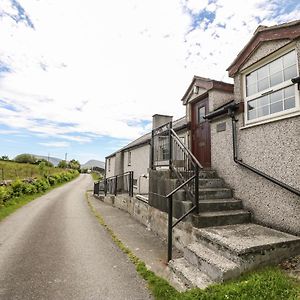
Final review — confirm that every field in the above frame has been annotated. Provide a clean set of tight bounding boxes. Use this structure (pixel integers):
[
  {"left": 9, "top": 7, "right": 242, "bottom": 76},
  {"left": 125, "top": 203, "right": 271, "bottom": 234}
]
[{"left": 0, "top": 160, "right": 64, "bottom": 181}]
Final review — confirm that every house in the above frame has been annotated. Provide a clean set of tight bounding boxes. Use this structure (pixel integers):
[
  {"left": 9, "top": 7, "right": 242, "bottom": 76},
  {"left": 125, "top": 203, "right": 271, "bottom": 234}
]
[
  {"left": 101, "top": 20, "right": 300, "bottom": 290},
  {"left": 105, "top": 115, "right": 188, "bottom": 194}
]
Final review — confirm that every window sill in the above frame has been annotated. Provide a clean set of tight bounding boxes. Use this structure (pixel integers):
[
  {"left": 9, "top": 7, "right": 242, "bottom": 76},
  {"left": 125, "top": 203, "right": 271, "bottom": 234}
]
[{"left": 240, "top": 110, "right": 300, "bottom": 130}]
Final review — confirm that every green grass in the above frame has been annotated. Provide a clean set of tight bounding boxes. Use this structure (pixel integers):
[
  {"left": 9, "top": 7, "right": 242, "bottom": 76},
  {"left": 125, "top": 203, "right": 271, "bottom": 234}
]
[
  {"left": 0, "top": 175, "right": 78, "bottom": 222},
  {"left": 0, "top": 160, "right": 64, "bottom": 180},
  {"left": 90, "top": 172, "right": 103, "bottom": 181},
  {"left": 87, "top": 194, "right": 300, "bottom": 300}
]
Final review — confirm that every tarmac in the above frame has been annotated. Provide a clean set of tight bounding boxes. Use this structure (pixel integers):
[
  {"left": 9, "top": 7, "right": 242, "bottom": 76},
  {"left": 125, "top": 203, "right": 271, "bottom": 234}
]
[{"left": 89, "top": 192, "right": 182, "bottom": 282}]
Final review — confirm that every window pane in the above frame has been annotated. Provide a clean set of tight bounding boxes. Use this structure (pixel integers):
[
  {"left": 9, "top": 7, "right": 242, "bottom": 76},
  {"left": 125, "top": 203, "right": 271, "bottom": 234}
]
[
  {"left": 246, "top": 72, "right": 257, "bottom": 85},
  {"left": 270, "top": 71, "right": 283, "bottom": 86},
  {"left": 248, "top": 109, "right": 256, "bottom": 120},
  {"left": 248, "top": 99, "right": 257, "bottom": 110},
  {"left": 270, "top": 90, "right": 282, "bottom": 103},
  {"left": 269, "top": 58, "right": 282, "bottom": 75},
  {"left": 284, "top": 85, "right": 294, "bottom": 98},
  {"left": 270, "top": 101, "right": 283, "bottom": 114},
  {"left": 258, "top": 78, "right": 269, "bottom": 92},
  {"left": 198, "top": 106, "right": 206, "bottom": 123},
  {"left": 284, "top": 97, "right": 295, "bottom": 110},
  {"left": 283, "top": 51, "right": 296, "bottom": 68},
  {"left": 247, "top": 83, "right": 257, "bottom": 96},
  {"left": 257, "top": 105, "right": 270, "bottom": 117},
  {"left": 257, "top": 95, "right": 269, "bottom": 107},
  {"left": 257, "top": 65, "right": 269, "bottom": 80},
  {"left": 283, "top": 65, "right": 297, "bottom": 81}
]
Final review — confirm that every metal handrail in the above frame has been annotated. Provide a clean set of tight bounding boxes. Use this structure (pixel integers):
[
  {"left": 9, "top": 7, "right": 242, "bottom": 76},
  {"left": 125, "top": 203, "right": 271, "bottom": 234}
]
[
  {"left": 170, "top": 128, "right": 203, "bottom": 169},
  {"left": 104, "top": 171, "right": 134, "bottom": 197}
]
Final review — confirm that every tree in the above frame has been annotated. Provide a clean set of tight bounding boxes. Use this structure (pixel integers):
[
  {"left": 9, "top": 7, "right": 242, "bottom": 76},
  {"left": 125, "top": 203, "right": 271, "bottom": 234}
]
[
  {"left": 58, "top": 160, "right": 68, "bottom": 168},
  {"left": 0, "top": 155, "right": 9, "bottom": 160},
  {"left": 68, "top": 159, "right": 81, "bottom": 171},
  {"left": 14, "top": 154, "right": 37, "bottom": 164},
  {"left": 36, "top": 159, "right": 53, "bottom": 167}
]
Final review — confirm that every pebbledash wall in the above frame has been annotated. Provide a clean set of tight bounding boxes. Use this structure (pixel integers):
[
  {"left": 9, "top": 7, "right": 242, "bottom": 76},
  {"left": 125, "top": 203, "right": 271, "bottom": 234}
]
[{"left": 210, "top": 39, "right": 300, "bottom": 236}]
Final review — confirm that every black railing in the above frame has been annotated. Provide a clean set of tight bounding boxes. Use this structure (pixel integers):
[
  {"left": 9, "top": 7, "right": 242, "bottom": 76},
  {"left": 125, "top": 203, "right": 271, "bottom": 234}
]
[
  {"left": 104, "top": 171, "right": 134, "bottom": 197},
  {"left": 151, "top": 122, "right": 203, "bottom": 261},
  {"left": 93, "top": 180, "right": 105, "bottom": 195}
]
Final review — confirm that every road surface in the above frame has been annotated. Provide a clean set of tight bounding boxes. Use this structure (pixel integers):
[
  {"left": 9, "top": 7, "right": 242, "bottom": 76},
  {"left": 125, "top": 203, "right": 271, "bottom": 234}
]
[{"left": 0, "top": 174, "right": 151, "bottom": 300}]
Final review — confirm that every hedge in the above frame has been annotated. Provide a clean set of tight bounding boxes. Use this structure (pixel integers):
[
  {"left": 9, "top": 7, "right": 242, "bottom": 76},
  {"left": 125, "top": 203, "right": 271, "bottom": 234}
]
[{"left": 0, "top": 170, "right": 79, "bottom": 206}]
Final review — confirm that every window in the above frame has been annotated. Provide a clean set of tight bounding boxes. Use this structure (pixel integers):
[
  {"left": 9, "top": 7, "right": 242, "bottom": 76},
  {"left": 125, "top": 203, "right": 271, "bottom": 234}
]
[
  {"left": 245, "top": 49, "right": 299, "bottom": 124},
  {"left": 198, "top": 106, "right": 206, "bottom": 123},
  {"left": 128, "top": 151, "right": 131, "bottom": 166},
  {"left": 108, "top": 158, "right": 111, "bottom": 172}
]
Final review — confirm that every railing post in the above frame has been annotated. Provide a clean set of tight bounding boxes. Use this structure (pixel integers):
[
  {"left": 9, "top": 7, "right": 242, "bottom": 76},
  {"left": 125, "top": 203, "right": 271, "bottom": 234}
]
[
  {"left": 168, "top": 122, "right": 173, "bottom": 167},
  {"left": 150, "top": 130, "right": 154, "bottom": 169},
  {"left": 130, "top": 171, "right": 134, "bottom": 197},
  {"left": 104, "top": 179, "right": 107, "bottom": 196},
  {"left": 167, "top": 195, "right": 173, "bottom": 262},
  {"left": 195, "top": 164, "right": 199, "bottom": 214},
  {"left": 114, "top": 176, "right": 117, "bottom": 196}
]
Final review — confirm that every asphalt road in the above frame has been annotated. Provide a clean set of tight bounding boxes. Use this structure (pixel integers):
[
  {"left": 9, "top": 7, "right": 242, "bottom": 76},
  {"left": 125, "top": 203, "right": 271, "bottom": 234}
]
[{"left": 0, "top": 174, "right": 151, "bottom": 300}]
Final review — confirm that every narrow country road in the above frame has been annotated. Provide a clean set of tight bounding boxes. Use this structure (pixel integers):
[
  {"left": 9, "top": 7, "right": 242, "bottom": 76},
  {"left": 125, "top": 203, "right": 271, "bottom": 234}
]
[{"left": 0, "top": 174, "right": 151, "bottom": 300}]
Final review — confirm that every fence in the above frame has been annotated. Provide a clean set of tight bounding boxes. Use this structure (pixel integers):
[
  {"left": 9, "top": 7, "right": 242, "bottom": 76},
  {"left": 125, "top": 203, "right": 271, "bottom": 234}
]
[{"left": 93, "top": 171, "right": 134, "bottom": 197}]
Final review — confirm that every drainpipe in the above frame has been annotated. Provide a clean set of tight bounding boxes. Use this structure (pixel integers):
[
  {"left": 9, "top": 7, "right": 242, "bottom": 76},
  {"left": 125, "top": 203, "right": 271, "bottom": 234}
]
[{"left": 228, "top": 108, "right": 300, "bottom": 197}]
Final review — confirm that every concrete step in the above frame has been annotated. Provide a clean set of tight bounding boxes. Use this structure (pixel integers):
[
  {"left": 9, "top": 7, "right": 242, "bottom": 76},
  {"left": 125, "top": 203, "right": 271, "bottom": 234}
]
[
  {"left": 192, "top": 210, "right": 251, "bottom": 228},
  {"left": 198, "top": 170, "right": 218, "bottom": 179},
  {"left": 198, "top": 178, "right": 224, "bottom": 188},
  {"left": 198, "top": 188, "right": 232, "bottom": 200},
  {"left": 193, "top": 223, "right": 300, "bottom": 268},
  {"left": 173, "top": 189, "right": 186, "bottom": 201},
  {"left": 199, "top": 199, "right": 243, "bottom": 212},
  {"left": 184, "top": 242, "right": 241, "bottom": 282},
  {"left": 168, "top": 257, "right": 214, "bottom": 289}
]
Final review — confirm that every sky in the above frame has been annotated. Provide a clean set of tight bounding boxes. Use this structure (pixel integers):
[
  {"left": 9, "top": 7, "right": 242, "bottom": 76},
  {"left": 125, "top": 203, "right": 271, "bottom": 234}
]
[{"left": 0, "top": 0, "right": 299, "bottom": 163}]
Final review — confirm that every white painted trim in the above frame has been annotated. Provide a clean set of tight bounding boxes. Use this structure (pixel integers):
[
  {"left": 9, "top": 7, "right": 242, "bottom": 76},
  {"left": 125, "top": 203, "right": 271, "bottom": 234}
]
[
  {"left": 240, "top": 110, "right": 300, "bottom": 130},
  {"left": 242, "top": 45, "right": 300, "bottom": 126}
]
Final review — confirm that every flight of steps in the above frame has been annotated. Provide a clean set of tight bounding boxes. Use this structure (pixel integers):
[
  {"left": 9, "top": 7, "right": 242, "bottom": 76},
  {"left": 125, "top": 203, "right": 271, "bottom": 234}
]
[{"left": 169, "top": 169, "right": 300, "bottom": 290}]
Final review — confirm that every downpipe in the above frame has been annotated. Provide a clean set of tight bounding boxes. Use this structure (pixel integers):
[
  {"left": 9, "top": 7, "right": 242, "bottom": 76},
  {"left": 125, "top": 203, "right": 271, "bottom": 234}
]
[{"left": 229, "top": 109, "right": 300, "bottom": 197}]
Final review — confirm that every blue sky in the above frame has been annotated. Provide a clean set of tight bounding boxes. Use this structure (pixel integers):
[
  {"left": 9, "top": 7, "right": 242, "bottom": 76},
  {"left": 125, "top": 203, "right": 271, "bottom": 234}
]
[{"left": 0, "top": 0, "right": 299, "bottom": 163}]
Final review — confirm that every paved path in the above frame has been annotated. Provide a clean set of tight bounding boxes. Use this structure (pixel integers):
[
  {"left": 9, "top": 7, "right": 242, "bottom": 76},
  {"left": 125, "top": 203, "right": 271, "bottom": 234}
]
[{"left": 0, "top": 174, "right": 151, "bottom": 300}]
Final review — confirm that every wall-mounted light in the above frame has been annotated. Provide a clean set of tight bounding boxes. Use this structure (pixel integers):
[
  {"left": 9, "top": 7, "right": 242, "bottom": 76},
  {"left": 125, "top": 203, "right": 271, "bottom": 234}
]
[{"left": 193, "top": 86, "right": 199, "bottom": 94}]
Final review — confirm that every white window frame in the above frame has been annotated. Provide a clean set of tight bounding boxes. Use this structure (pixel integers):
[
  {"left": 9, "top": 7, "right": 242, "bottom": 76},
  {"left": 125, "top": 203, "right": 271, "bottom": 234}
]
[{"left": 243, "top": 45, "right": 300, "bottom": 126}]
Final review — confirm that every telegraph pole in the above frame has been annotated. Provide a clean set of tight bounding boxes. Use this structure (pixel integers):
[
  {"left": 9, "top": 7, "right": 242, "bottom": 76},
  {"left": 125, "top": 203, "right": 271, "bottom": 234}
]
[{"left": 65, "top": 153, "right": 68, "bottom": 162}]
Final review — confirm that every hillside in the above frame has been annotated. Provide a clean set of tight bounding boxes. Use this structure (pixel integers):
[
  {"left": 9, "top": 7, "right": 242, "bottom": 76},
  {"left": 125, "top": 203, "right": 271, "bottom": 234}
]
[
  {"left": 82, "top": 160, "right": 105, "bottom": 169},
  {"left": 0, "top": 160, "right": 64, "bottom": 181},
  {"left": 31, "top": 154, "right": 62, "bottom": 167}
]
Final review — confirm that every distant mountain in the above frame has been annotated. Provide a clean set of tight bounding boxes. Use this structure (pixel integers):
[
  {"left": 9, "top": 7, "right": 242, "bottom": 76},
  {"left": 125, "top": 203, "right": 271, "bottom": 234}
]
[
  {"left": 82, "top": 159, "right": 105, "bottom": 170},
  {"left": 31, "top": 154, "right": 62, "bottom": 167}
]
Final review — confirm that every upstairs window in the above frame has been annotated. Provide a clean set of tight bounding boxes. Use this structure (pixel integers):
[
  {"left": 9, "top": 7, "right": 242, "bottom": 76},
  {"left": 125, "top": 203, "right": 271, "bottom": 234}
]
[
  {"left": 128, "top": 151, "right": 131, "bottom": 166},
  {"left": 245, "top": 49, "right": 299, "bottom": 124}
]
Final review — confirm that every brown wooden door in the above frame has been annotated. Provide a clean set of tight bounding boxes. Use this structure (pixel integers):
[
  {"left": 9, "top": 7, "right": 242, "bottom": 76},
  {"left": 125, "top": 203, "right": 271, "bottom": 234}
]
[{"left": 191, "top": 98, "right": 211, "bottom": 168}]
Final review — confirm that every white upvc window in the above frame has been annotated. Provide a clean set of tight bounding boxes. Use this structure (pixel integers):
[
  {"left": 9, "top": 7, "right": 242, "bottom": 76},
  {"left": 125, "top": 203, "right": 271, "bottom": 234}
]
[
  {"left": 244, "top": 49, "right": 299, "bottom": 125},
  {"left": 128, "top": 151, "right": 131, "bottom": 166}
]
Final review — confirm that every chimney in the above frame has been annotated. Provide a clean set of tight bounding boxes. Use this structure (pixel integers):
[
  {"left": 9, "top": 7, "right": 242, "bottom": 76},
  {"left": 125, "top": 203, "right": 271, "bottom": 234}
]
[{"left": 152, "top": 114, "right": 173, "bottom": 130}]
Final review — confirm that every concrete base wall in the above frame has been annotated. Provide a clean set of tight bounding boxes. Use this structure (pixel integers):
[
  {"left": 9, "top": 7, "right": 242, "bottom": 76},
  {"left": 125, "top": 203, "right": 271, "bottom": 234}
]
[{"left": 95, "top": 194, "right": 197, "bottom": 252}]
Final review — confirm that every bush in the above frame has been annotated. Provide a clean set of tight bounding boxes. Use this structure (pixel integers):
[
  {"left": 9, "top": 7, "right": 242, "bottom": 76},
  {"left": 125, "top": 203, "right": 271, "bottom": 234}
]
[
  {"left": 0, "top": 186, "right": 12, "bottom": 204},
  {"left": 48, "top": 176, "right": 57, "bottom": 186},
  {"left": 11, "top": 179, "right": 27, "bottom": 197}
]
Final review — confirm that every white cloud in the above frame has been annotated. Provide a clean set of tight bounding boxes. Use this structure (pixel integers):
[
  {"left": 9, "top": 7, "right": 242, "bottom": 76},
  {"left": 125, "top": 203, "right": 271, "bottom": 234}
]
[
  {"left": 0, "top": 0, "right": 299, "bottom": 144},
  {"left": 39, "top": 141, "right": 70, "bottom": 148}
]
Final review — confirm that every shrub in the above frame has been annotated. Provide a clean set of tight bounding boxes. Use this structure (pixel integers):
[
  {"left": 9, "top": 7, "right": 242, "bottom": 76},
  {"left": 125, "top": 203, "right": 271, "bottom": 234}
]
[
  {"left": 0, "top": 186, "right": 12, "bottom": 204},
  {"left": 48, "top": 176, "right": 57, "bottom": 186},
  {"left": 11, "top": 179, "right": 27, "bottom": 197},
  {"left": 24, "top": 183, "right": 37, "bottom": 194}
]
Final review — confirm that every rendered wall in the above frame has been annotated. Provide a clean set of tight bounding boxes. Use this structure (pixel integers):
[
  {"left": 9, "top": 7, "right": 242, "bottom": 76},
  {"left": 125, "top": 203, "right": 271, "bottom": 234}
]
[
  {"left": 123, "top": 144, "right": 150, "bottom": 194},
  {"left": 210, "top": 39, "right": 300, "bottom": 235}
]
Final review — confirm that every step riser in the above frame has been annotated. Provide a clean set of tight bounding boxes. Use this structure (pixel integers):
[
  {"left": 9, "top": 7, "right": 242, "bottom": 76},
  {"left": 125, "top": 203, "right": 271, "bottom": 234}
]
[
  {"left": 199, "top": 201, "right": 243, "bottom": 212},
  {"left": 199, "top": 179, "right": 224, "bottom": 188},
  {"left": 198, "top": 171, "right": 218, "bottom": 179},
  {"left": 184, "top": 247, "right": 241, "bottom": 282},
  {"left": 199, "top": 190, "right": 232, "bottom": 199},
  {"left": 193, "top": 232, "right": 300, "bottom": 267},
  {"left": 192, "top": 213, "right": 251, "bottom": 228}
]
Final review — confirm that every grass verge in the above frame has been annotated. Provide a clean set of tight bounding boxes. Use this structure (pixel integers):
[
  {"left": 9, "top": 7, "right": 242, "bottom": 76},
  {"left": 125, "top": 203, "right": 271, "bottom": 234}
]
[
  {"left": 90, "top": 172, "right": 102, "bottom": 181},
  {"left": 86, "top": 194, "right": 300, "bottom": 300},
  {"left": 0, "top": 175, "right": 79, "bottom": 222}
]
